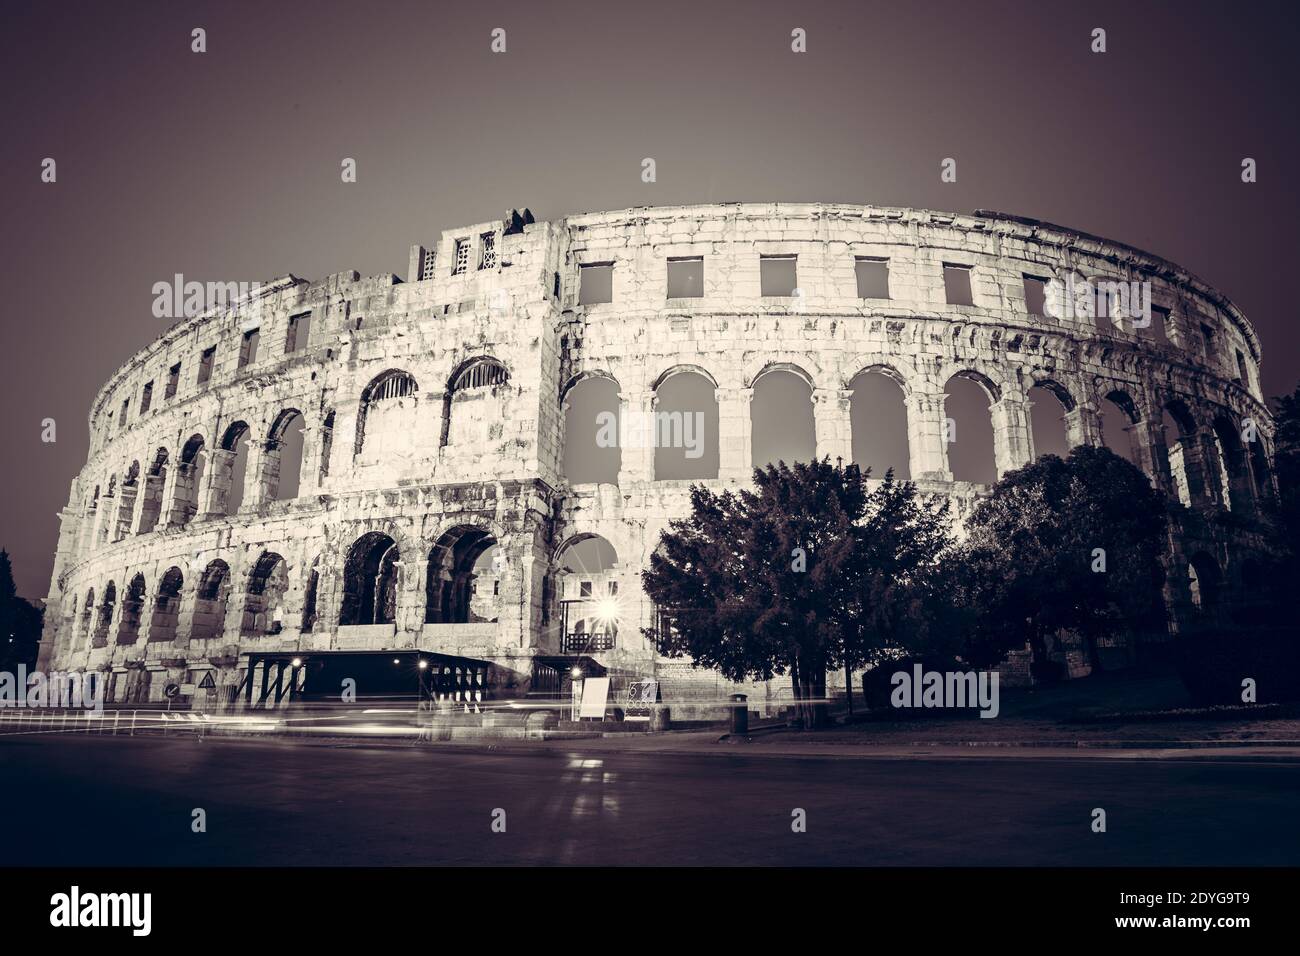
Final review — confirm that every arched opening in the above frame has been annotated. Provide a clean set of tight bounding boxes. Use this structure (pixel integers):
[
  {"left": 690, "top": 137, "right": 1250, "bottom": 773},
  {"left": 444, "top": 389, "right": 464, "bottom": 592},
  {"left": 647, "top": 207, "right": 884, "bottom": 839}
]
[
  {"left": 266, "top": 410, "right": 306, "bottom": 501},
  {"left": 301, "top": 556, "right": 321, "bottom": 632},
  {"left": 563, "top": 374, "right": 621, "bottom": 484},
  {"left": 93, "top": 582, "right": 116, "bottom": 647},
  {"left": 849, "top": 368, "right": 909, "bottom": 479},
  {"left": 114, "top": 461, "right": 140, "bottom": 540},
  {"left": 172, "top": 435, "right": 206, "bottom": 527},
  {"left": 216, "top": 422, "right": 251, "bottom": 515},
  {"left": 943, "top": 373, "right": 996, "bottom": 484},
  {"left": 1212, "top": 415, "right": 1253, "bottom": 513},
  {"left": 192, "top": 560, "right": 232, "bottom": 642},
  {"left": 1099, "top": 391, "right": 1140, "bottom": 466},
  {"left": 341, "top": 532, "right": 399, "bottom": 626},
  {"left": 1162, "top": 401, "right": 1198, "bottom": 507},
  {"left": 751, "top": 367, "right": 816, "bottom": 470},
  {"left": 241, "top": 552, "right": 289, "bottom": 636},
  {"left": 117, "top": 574, "right": 146, "bottom": 645},
  {"left": 1188, "top": 552, "right": 1221, "bottom": 612},
  {"left": 79, "top": 588, "right": 95, "bottom": 650},
  {"left": 442, "top": 358, "right": 510, "bottom": 447},
  {"left": 1028, "top": 383, "right": 1072, "bottom": 460},
  {"left": 355, "top": 370, "right": 418, "bottom": 460},
  {"left": 138, "top": 448, "right": 168, "bottom": 534},
  {"left": 426, "top": 527, "right": 499, "bottom": 624},
  {"left": 653, "top": 369, "right": 719, "bottom": 480},
  {"left": 148, "top": 567, "right": 184, "bottom": 643},
  {"left": 553, "top": 535, "right": 620, "bottom": 654}
]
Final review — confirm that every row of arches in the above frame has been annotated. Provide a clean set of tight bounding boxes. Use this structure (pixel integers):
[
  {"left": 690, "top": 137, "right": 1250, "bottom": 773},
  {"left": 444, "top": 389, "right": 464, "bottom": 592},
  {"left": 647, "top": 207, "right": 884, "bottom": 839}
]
[
  {"left": 353, "top": 357, "right": 512, "bottom": 459},
  {"left": 70, "top": 528, "right": 623, "bottom": 654},
  {"left": 81, "top": 408, "right": 322, "bottom": 553},
  {"left": 560, "top": 364, "right": 1272, "bottom": 503},
  {"left": 81, "top": 357, "right": 515, "bottom": 555},
  {"left": 80, "top": 356, "right": 1272, "bottom": 574}
]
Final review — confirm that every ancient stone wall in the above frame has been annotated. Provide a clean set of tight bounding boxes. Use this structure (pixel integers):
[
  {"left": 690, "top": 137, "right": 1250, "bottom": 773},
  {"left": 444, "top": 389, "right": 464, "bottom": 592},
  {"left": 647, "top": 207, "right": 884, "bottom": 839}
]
[{"left": 39, "top": 203, "right": 1275, "bottom": 703}]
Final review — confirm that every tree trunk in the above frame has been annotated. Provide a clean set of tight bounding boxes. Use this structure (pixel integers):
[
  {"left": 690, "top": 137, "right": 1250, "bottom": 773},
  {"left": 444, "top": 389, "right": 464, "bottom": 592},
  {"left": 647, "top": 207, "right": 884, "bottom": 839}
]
[{"left": 810, "top": 664, "right": 829, "bottom": 729}]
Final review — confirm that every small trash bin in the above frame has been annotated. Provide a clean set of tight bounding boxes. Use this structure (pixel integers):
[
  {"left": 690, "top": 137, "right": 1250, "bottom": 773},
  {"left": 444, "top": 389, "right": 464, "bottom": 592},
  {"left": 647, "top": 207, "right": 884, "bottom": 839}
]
[
  {"left": 650, "top": 705, "right": 671, "bottom": 732},
  {"left": 730, "top": 694, "right": 748, "bottom": 735}
]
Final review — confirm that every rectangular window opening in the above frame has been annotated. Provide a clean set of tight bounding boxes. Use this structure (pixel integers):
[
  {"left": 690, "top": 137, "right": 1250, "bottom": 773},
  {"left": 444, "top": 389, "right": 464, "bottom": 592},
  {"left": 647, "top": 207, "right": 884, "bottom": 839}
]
[
  {"left": 1022, "top": 275, "right": 1048, "bottom": 316},
  {"left": 478, "top": 232, "right": 497, "bottom": 270},
  {"left": 238, "top": 328, "right": 260, "bottom": 368},
  {"left": 856, "top": 257, "right": 891, "bottom": 299},
  {"left": 197, "top": 346, "right": 215, "bottom": 385},
  {"left": 579, "top": 263, "right": 614, "bottom": 305},
  {"left": 165, "top": 362, "right": 180, "bottom": 399},
  {"left": 1201, "top": 323, "right": 1216, "bottom": 361},
  {"left": 452, "top": 238, "right": 471, "bottom": 275},
  {"left": 760, "top": 255, "right": 798, "bottom": 297},
  {"left": 286, "top": 312, "right": 312, "bottom": 353},
  {"left": 140, "top": 381, "right": 153, "bottom": 415},
  {"left": 1148, "top": 305, "right": 1171, "bottom": 344},
  {"left": 943, "top": 264, "right": 974, "bottom": 306},
  {"left": 667, "top": 256, "right": 704, "bottom": 298}
]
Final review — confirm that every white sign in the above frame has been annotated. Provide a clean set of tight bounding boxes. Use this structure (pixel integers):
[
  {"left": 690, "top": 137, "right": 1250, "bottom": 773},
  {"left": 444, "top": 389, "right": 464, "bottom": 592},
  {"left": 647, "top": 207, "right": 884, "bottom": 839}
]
[{"left": 578, "top": 677, "right": 611, "bottom": 719}]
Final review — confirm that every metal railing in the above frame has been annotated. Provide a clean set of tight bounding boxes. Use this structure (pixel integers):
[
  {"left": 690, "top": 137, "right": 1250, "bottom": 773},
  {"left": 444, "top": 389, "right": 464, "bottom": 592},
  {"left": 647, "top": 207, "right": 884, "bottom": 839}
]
[{"left": 0, "top": 708, "right": 251, "bottom": 739}]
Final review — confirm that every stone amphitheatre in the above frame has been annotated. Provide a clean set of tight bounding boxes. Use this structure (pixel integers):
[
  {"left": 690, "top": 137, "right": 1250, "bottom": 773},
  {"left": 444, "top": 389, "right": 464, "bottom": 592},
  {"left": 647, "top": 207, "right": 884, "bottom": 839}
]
[{"left": 37, "top": 203, "right": 1275, "bottom": 710}]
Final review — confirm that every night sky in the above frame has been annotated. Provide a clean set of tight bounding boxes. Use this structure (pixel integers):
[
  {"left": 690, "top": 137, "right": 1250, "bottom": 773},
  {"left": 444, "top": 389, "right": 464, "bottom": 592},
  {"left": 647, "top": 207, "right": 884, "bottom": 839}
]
[{"left": 1, "top": 0, "right": 1297, "bottom": 600}]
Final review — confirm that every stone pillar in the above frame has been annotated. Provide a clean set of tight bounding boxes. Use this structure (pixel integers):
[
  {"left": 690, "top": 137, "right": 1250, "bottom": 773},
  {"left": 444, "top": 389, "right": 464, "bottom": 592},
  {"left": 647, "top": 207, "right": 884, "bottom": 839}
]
[
  {"left": 114, "top": 482, "right": 138, "bottom": 541},
  {"left": 313, "top": 566, "right": 341, "bottom": 636},
  {"left": 1132, "top": 418, "right": 1173, "bottom": 493},
  {"left": 243, "top": 440, "right": 273, "bottom": 510},
  {"left": 299, "top": 424, "right": 325, "bottom": 496},
  {"left": 328, "top": 397, "right": 363, "bottom": 480},
  {"left": 989, "top": 394, "right": 1033, "bottom": 477},
  {"left": 905, "top": 391, "right": 950, "bottom": 481},
  {"left": 77, "top": 504, "right": 97, "bottom": 556},
  {"left": 1193, "top": 429, "right": 1227, "bottom": 509},
  {"left": 173, "top": 585, "right": 198, "bottom": 649},
  {"left": 166, "top": 461, "right": 199, "bottom": 526},
  {"left": 812, "top": 387, "right": 853, "bottom": 466},
  {"left": 222, "top": 580, "right": 248, "bottom": 644},
  {"left": 395, "top": 558, "right": 427, "bottom": 639},
  {"left": 136, "top": 472, "right": 166, "bottom": 533},
  {"left": 129, "top": 475, "right": 149, "bottom": 534},
  {"left": 716, "top": 386, "right": 754, "bottom": 483},
  {"left": 1064, "top": 404, "right": 1103, "bottom": 449},
  {"left": 517, "top": 540, "right": 549, "bottom": 651},
  {"left": 617, "top": 390, "right": 655, "bottom": 486},
  {"left": 203, "top": 449, "right": 236, "bottom": 517},
  {"left": 93, "top": 494, "right": 114, "bottom": 546}
]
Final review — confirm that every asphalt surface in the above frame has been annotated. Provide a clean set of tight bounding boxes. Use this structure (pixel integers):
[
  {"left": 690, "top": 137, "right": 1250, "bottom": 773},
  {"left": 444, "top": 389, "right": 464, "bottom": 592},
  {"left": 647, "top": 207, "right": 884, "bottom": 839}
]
[{"left": 2, "top": 734, "right": 1298, "bottom": 866}]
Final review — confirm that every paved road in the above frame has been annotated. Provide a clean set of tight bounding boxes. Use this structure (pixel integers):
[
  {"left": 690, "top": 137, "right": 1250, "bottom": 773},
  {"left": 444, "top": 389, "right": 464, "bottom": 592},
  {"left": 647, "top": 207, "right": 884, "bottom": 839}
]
[{"left": 2, "top": 735, "right": 1298, "bottom": 866}]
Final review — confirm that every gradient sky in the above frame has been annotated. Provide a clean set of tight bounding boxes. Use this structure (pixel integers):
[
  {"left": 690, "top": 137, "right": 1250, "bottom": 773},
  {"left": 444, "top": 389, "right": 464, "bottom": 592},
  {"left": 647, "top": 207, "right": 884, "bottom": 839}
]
[{"left": 2, "top": 0, "right": 1297, "bottom": 599}]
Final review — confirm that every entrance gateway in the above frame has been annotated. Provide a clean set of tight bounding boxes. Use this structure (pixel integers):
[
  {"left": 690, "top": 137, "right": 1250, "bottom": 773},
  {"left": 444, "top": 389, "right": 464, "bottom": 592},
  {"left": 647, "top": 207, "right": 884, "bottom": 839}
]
[{"left": 238, "top": 649, "right": 491, "bottom": 709}]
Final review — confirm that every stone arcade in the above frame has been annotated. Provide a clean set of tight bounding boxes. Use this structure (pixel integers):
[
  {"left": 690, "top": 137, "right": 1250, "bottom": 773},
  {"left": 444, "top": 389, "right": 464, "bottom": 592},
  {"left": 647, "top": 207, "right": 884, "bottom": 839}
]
[{"left": 38, "top": 203, "right": 1276, "bottom": 708}]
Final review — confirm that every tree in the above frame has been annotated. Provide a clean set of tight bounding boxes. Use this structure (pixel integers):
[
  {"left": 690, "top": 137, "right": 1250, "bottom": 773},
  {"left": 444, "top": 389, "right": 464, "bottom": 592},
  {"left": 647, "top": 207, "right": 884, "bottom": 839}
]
[
  {"left": 956, "top": 446, "right": 1168, "bottom": 676},
  {"left": 1246, "top": 384, "right": 1300, "bottom": 625},
  {"left": 642, "top": 459, "right": 952, "bottom": 728},
  {"left": 0, "top": 550, "right": 43, "bottom": 672}
]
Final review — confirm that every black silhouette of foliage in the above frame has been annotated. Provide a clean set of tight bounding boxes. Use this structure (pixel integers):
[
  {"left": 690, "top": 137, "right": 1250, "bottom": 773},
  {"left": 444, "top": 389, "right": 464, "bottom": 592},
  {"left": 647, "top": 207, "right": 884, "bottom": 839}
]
[
  {"left": 643, "top": 459, "right": 951, "bottom": 728},
  {"left": 955, "top": 446, "right": 1168, "bottom": 674}
]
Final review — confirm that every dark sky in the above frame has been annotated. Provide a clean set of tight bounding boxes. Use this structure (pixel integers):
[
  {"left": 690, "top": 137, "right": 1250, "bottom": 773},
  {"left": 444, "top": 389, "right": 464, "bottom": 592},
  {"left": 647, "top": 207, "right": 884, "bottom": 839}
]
[{"left": 2, "top": 0, "right": 1297, "bottom": 600}]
